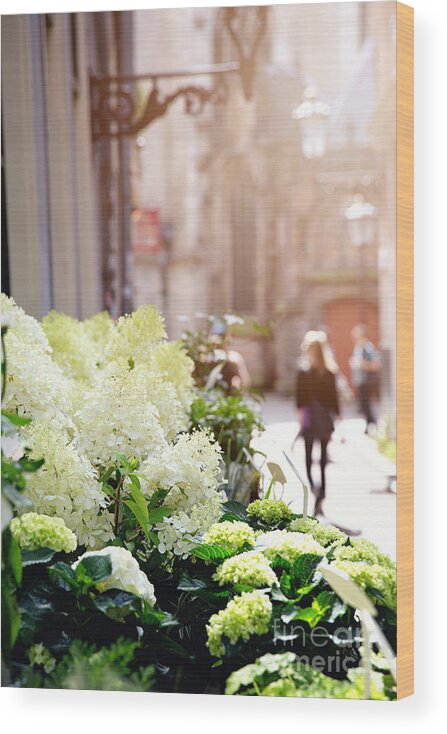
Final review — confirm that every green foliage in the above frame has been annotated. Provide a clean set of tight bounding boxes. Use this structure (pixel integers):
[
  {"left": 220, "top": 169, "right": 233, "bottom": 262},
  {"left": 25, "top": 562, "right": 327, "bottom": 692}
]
[
  {"left": 190, "top": 391, "right": 264, "bottom": 503},
  {"left": 219, "top": 500, "right": 249, "bottom": 522},
  {"left": 190, "top": 391, "right": 263, "bottom": 462},
  {"left": 1, "top": 313, "right": 397, "bottom": 698},
  {"left": 99, "top": 453, "right": 172, "bottom": 549},
  {"left": 225, "top": 652, "right": 390, "bottom": 699},
  {"left": 1, "top": 325, "right": 45, "bottom": 663},
  {"left": 21, "top": 638, "right": 155, "bottom": 691},
  {"left": 189, "top": 543, "right": 236, "bottom": 563}
]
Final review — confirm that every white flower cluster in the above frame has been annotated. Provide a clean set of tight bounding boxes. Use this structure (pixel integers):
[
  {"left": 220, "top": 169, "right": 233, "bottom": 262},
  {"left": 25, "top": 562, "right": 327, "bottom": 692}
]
[
  {"left": 105, "top": 304, "right": 166, "bottom": 367},
  {"left": 22, "top": 423, "right": 114, "bottom": 549},
  {"left": 202, "top": 521, "right": 256, "bottom": 554},
  {"left": 213, "top": 551, "right": 278, "bottom": 589},
  {"left": 1, "top": 295, "right": 74, "bottom": 432},
  {"left": 42, "top": 310, "right": 100, "bottom": 382},
  {"left": 2, "top": 296, "right": 220, "bottom": 554},
  {"left": 289, "top": 517, "right": 347, "bottom": 547},
  {"left": 254, "top": 530, "right": 325, "bottom": 564},
  {"left": 73, "top": 546, "right": 156, "bottom": 606},
  {"left": 156, "top": 493, "right": 226, "bottom": 557},
  {"left": 75, "top": 364, "right": 169, "bottom": 466},
  {"left": 141, "top": 431, "right": 225, "bottom": 556}
]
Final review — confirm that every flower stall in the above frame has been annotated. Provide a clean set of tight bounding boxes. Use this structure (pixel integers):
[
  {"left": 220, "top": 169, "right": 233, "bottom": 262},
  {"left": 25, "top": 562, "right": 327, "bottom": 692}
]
[{"left": 1, "top": 296, "right": 396, "bottom": 698}]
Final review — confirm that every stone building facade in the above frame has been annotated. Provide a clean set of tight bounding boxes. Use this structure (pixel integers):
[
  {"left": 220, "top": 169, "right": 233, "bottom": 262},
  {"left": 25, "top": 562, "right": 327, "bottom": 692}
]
[
  {"left": 2, "top": 4, "right": 396, "bottom": 429},
  {"left": 132, "top": 3, "right": 396, "bottom": 422}
]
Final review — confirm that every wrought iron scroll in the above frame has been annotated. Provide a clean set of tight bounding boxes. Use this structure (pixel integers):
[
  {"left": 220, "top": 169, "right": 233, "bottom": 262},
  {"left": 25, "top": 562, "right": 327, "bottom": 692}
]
[{"left": 90, "top": 64, "right": 237, "bottom": 140}]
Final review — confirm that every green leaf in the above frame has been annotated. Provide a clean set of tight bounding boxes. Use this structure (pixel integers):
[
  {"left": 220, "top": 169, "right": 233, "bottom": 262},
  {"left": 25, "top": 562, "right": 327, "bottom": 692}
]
[
  {"left": 128, "top": 483, "right": 149, "bottom": 520},
  {"left": 93, "top": 590, "right": 141, "bottom": 621},
  {"left": 190, "top": 544, "right": 235, "bottom": 562},
  {"left": 19, "top": 457, "right": 45, "bottom": 472},
  {"left": 290, "top": 554, "right": 323, "bottom": 588},
  {"left": 219, "top": 500, "right": 248, "bottom": 523},
  {"left": 3, "top": 528, "right": 22, "bottom": 586},
  {"left": 148, "top": 531, "right": 159, "bottom": 546},
  {"left": 99, "top": 466, "right": 115, "bottom": 484},
  {"left": 148, "top": 506, "right": 172, "bottom": 524},
  {"left": 129, "top": 473, "right": 141, "bottom": 491},
  {"left": 188, "top": 587, "right": 230, "bottom": 607},
  {"left": 124, "top": 500, "right": 149, "bottom": 535},
  {"left": 140, "top": 605, "right": 170, "bottom": 627},
  {"left": 293, "top": 607, "right": 320, "bottom": 626},
  {"left": 1, "top": 579, "right": 20, "bottom": 654},
  {"left": 75, "top": 555, "right": 112, "bottom": 587},
  {"left": 147, "top": 488, "right": 170, "bottom": 510},
  {"left": 177, "top": 573, "right": 208, "bottom": 592},
  {"left": 49, "top": 562, "right": 78, "bottom": 592},
  {"left": 1, "top": 410, "right": 31, "bottom": 426},
  {"left": 292, "top": 591, "right": 334, "bottom": 629},
  {"left": 22, "top": 547, "right": 55, "bottom": 567},
  {"left": 280, "top": 573, "right": 293, "bottom": 598}
]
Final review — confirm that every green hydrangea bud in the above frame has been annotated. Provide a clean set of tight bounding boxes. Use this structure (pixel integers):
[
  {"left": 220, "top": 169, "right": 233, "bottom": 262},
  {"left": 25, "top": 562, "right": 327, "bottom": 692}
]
[
  {"left": 289, "top": 517, "right": 347, "bottom": 547},
  {"left": 11, "top": 512, "right": 77, "bottom": 553},
  {"left": 206, "top": 590, "right": 272, "bottom": 657},
  {"left": 202, "top": 521, "right": 256, "bottom": 554},
  {"left": 246, "top": 499, "right": 293, "bottom": 525},
  {"left": 213, "top": 551, "right": 278, "bottom": 589}
]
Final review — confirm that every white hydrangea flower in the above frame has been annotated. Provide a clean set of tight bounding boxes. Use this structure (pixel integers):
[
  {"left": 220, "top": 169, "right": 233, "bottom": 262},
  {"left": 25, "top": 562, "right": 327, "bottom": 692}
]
[
  {"left": 139, "top": 374, "right": 188, "bottom": 441},
  {"left": 42, "top": 310, "right": 99, "bottom": 382},
  {"left": 2, "top": 297, "right": 224, "bottom": 559},
  {"left": 2, "top": 297, "right": 74, "bottom": 432},
  {"left": 255, "top": 530, "right": 326, "bottom": 564},
  {"left": 141, "top": 430, "right": 222, "bottom": 508},
  {"left": 82, "top": 311, "right": 114, "bottom": 353},
  {"left": 73, "top": 546, "right": 156, "bottom": 606},
  {"left": 1, "top": 294, "right": 50, "bottom": 353},
  {"left": 22, "top": 423, "right": 113, "bottom": 549},
  {"left": 149, "top": 341, "right": 194, "bottom": 414},
  {"left": 156, "top": 491, "right": 226, "bottom": 557},
  {"left": 75, "top": 364, "right": 169, "bottom": 466},
  {"left": 105, "top": 305, "right": 166, "bottom": 367}
]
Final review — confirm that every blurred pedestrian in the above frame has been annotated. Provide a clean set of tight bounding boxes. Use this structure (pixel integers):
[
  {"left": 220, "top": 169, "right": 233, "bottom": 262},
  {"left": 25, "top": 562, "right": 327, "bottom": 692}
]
[
  {"left": 349, "top": 324, "right": 381, "bottom": 433},
  {"left": 295, "top": 333, "right": 340, "bottom": 517},
  {"left": 209, "top": 317, "right": 251, "bottom": 393}
]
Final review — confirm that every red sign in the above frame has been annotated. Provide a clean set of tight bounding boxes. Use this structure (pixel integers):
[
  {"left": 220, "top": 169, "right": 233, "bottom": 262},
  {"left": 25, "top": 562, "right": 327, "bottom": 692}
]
[{"left": 132, "top": 208, "right": 161, "bottom": 254}]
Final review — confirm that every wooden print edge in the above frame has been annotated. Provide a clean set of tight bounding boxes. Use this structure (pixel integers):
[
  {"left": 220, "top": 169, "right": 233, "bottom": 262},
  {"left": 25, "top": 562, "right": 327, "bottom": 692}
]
[{"left": 396, "top": 0, "right": 414, "bottom": 701}]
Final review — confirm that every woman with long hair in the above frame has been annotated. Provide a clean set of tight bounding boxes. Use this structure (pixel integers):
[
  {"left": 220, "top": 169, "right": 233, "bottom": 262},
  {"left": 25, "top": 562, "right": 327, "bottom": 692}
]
[{"left": 295, "top": 332, "right": 340, "bottom": 516}]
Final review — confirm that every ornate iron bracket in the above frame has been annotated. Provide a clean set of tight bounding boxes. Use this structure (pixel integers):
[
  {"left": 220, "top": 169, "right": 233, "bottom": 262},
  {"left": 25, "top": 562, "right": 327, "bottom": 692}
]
[{"left": 90, "top": 63, "right": 238, "bottom": 140}]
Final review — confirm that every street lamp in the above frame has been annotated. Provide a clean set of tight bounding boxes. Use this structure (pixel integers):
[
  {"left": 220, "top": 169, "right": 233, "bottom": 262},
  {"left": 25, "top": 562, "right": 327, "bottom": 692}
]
[
  {"left": 292, "top": 86, "right": 330, "bottom": 159},
  {"left": 344, "top": 193, "right": 376, "bottom": 248},
  {"left": 345, "top": 193, "right": 377, "bottom": 322}
]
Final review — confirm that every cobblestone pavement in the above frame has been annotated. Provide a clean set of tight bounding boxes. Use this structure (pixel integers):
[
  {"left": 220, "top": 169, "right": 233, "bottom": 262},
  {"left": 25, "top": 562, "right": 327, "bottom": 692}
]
[{"left": 251, "top": 393, "right": 396, "bottom": 559}]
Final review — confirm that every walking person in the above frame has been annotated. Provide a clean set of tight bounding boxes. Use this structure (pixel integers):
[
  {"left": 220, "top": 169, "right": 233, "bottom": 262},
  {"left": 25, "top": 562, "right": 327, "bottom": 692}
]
[
  {"left": 349, "top": 324, "right": 381, "bottom": 433},
  {"left": 296, "top": 333, "right": 340, "bottom": 517}
]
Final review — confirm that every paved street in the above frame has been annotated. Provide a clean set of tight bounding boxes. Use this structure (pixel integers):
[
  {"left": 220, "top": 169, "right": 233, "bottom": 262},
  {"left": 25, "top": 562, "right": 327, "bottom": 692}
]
[{"left": 251, "top": 393, "right": 396, "bottom": 559}]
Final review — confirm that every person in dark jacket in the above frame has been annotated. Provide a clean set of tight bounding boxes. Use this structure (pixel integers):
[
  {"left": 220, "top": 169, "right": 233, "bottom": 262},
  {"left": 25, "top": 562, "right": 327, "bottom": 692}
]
[{"left": 296, "top": 335, "right": 340, "bottom": 517}]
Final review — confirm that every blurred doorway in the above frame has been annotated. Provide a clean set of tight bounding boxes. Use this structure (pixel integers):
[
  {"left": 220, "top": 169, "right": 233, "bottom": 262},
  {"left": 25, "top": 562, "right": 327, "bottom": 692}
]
[{"left": 324, "top": 298, "right": 379, "bottom": 385}]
